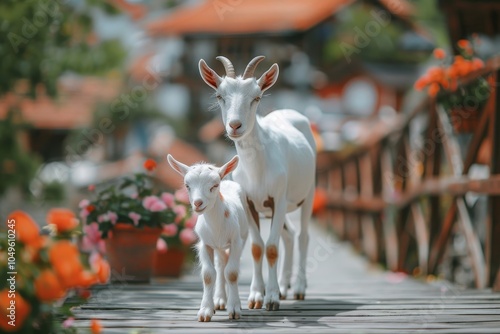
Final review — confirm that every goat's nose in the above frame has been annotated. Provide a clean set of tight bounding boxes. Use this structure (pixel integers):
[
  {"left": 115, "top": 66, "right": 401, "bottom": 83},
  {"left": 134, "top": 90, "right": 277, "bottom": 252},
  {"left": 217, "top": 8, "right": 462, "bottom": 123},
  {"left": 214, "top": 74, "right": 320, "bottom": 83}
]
[
  {"left": 194, "top": 199, "right": 203, "bottom": 208},
  {"left": 229, "top": 121, "right": 242, "bottom": 130}
]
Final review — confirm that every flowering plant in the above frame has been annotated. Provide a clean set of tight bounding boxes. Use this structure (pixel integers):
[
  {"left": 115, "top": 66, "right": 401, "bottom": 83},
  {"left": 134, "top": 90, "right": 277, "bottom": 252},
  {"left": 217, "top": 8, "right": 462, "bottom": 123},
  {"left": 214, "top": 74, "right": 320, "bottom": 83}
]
[
  {"left": 0, "top": 209, "right": 108, "bottom": 333},
  {"left": 414, "top": 38, "right": 490, "bottom": 112},
  {"left": 79, "top": 159, "right": 198, "bottom": 252}
]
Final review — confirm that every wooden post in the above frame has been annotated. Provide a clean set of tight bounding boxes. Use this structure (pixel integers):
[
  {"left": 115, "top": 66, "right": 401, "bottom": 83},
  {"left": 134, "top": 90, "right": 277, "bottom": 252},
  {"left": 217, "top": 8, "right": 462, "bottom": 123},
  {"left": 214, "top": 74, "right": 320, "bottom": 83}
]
[{"left": 488, "top": 70, "right": 500, "bottom": 290}]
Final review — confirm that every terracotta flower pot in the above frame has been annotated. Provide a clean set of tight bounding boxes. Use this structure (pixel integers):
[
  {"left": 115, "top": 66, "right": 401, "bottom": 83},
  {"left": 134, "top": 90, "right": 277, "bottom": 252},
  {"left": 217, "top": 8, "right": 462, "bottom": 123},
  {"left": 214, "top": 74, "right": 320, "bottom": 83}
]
[
  {"left": 105, "top": 224, "right": 162, "bottom": 283},
  {"left": 153, "top": 248, "right": 186, "bottom": 278},
  {"left": 449, "top": 107, "right": 482, "bottom": 133}
]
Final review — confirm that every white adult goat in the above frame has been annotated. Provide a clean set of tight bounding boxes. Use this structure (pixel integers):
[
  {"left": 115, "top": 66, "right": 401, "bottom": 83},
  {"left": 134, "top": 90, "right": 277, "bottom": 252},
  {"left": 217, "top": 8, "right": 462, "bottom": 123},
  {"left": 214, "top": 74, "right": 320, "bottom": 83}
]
[
  {"left": 167, "top": 154, "right": 248, "bottom": 322},
  {"left": 199, "top": 56, "right": 316, "bottom": 311}
]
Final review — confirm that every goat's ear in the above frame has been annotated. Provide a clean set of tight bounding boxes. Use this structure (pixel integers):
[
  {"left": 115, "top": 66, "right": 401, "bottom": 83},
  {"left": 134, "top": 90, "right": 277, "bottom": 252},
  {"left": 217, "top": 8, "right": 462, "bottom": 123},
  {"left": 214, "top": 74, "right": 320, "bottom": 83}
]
[
  {"left": 199, "top": 59, "right": 222, "bottom": 90},
  {"left": 218, "top": 155, "right": 239, "bottom": 179},
  {"left": 257, "top": 63, "right": 279, "bottom": 92},
  {"left": 167, "top": 154, "right": 190, "bottom": 177}
]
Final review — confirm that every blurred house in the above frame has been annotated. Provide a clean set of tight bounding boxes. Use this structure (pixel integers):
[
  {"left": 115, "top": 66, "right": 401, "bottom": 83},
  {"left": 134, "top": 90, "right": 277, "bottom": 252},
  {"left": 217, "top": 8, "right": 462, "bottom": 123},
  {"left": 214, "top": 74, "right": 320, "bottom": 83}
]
[
  {"left": 0, "top": 0, "right": 207, "bottom": 205},
  {"left": 0, "top": 77, "right": 121, "bottom": 162},
  {"left": 130, "top": 0, "right": 431, "bottom": 154}
]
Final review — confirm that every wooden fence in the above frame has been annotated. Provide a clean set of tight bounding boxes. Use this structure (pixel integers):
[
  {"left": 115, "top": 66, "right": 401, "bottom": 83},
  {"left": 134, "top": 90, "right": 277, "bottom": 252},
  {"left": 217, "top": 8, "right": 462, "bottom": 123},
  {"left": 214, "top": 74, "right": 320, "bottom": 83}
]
[{"left": 317, "top": 56, "right": 500, "bottom": 290}]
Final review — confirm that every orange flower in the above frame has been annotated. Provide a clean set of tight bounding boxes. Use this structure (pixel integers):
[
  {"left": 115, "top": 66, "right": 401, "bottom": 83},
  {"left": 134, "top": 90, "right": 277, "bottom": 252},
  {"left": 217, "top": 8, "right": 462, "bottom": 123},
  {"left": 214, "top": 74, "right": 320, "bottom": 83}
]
[
  {"left": 90, "top": 319, "right": 102, "bottom": 334},
  {"left": 428, "top": 83, "right": 440, "bottom": 97},
  {"left": 46, "top": 208, "right": 79, "bottom": 233},
  {"left": 433, "top": 48, "right": 446, "bottom": 60},
  {"left": 427, "top": 66, "right": 445, "bottom": 82},
  {"left": 75, "top": 271, "right": 99, "bottom": 288},
  {"left": 34, "top": 270, "right": 66, "bottom": 302},
  {"left": 414, "top": 75, "right": 429, "bottom": 91},
  {"left": 79, "top": 289, "right": 92, "bottom": 300},
  {"left": 144, "top": 159, "right": 157, "bottom": 171},
  {"left": 91, "top": 255, "right": 111, "bottom": 284},
  {"left": 7, "top": 211, "right": 42, "bottom": 247},
  {"left": 457, "top": 39, "right": 471, "bottom": 50},
  {"left": 472, "top": 58, "right": 485, "bottom": 70},
  {"left": 312, "top": 188, "right": 328, "bottom": 214},
  {"left": 0, "top": 289, "right": 31, "bottom": 332},
  {"left": 49, "top": 241, "right": 85, "bottom": 288}
]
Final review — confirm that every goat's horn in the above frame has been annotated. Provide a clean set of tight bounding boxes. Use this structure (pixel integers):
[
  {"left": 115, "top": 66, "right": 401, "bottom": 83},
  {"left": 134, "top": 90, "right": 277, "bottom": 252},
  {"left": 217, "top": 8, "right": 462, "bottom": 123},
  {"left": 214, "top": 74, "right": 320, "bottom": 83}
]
[
  {"left": 216, "top": 56, "right": 235, "bottom": 78},
  {"left": 243, "top": 56, "right": 265, "bottom": 79}
]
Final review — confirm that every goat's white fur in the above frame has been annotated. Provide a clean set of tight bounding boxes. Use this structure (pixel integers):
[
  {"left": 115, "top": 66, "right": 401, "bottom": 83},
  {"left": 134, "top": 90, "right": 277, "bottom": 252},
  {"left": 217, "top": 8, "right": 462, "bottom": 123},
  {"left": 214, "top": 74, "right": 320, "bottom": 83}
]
[
  {"left": 199, "top": 56, "right": 316, "bottom": 311},
  {"left": 167, "top": 154, "right": 249, "bottom": 322}
]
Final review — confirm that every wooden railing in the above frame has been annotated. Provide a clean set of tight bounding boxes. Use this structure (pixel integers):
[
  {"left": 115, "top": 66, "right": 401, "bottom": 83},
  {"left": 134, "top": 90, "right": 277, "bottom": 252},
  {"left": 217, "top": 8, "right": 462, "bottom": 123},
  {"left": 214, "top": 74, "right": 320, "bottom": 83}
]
[{"left": 317, "top": 56, "right": 500, "bottom": 290}]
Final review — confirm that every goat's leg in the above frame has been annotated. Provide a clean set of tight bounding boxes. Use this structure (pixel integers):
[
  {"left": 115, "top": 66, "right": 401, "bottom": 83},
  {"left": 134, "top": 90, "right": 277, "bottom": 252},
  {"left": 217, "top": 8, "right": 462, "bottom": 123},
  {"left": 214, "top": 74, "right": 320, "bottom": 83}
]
[
  {"left": 264, "top": 199, "right": 286, "bottom": 311},
  {"left": 294, "top": 186, "right": 313, "bottom": 300},
  {"left": 214, "top": 249, "right": 228, "bottom": 310},
  {"left": 279, "top": 216, "right": 294, "bottom": 300},
  {"left": 198, "top": 243, "right": 216, "bottom": 322},
  {"left": 225, "top": 239, "right": 243, "bottom": 320},
  {"left": 247, "top": 216, "right": 265, "bottom": 309}
]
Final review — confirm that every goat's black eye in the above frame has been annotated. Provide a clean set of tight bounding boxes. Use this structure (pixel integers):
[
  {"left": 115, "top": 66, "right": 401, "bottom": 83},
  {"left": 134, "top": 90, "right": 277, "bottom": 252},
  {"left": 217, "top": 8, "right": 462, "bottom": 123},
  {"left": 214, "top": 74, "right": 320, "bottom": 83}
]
[
  {"left": 185, "top": 184, "right": 190, "bottom": 191},
  {"left": 253, "top": 96, "right": 261, "bottom": 102},
  {"left": 210, "top": 184, "right": 219, "bottom": 192},
  {"left": 216, "top": 95, "right": 224, "bottom": 101}
]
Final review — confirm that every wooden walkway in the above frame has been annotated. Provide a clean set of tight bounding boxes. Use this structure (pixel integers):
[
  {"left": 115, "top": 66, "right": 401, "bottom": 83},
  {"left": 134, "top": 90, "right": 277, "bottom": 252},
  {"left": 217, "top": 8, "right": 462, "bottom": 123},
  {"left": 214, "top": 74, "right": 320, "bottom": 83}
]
[{"left": 73, "top": 219, "right": 500, "bottom": 333}]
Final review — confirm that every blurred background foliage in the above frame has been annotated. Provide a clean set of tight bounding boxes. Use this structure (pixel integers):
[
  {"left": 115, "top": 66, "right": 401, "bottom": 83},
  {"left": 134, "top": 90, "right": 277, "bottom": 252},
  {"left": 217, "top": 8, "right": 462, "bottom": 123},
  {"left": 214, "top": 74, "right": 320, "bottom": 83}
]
[
  {"left": 0, "top": 0, "right": 125, "bottom": 97},
  {"left": 0, "top": 110, "right": 40, "bottom": 196}
]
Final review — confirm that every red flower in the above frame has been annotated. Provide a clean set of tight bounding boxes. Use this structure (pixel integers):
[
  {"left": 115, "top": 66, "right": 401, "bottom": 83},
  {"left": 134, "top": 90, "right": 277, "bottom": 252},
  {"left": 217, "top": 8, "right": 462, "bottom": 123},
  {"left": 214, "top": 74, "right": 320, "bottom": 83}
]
[
  {"left": 144, "top": 159, "right": 157, "bottom": 171},
  {"left": 433, "top": 48, "right": 446, "bottom": 60},
  {"left": 457, "top": 39, "right": 471, "bottom": 50},
  {"left": 88, "top": 184, "right": 95, "bottom": 192},
  {"left": 87, "top": 205, "right": 96, "bottom": 212}
]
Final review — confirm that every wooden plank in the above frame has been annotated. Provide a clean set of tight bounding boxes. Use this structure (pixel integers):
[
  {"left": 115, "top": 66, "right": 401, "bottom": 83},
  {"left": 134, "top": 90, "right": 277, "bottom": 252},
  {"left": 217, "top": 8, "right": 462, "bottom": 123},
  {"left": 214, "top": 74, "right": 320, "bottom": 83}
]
[{"left": 70, "top": 220, "right": 500, "bottom": 333}]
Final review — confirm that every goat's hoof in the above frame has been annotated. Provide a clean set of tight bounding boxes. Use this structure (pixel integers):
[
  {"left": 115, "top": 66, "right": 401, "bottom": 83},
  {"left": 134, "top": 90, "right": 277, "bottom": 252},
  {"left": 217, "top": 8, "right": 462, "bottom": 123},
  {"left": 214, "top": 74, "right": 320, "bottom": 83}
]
[
  {"left": 265, "top": 301, "right": 280, "bottom": 311},
  {"left": 215, "top": 303, "right": 226, "bottom": 310},
  {"left": 214, "top": 297, "right": 226, "bottom": 310},
  {"left": 228, "top": 310, "right": 241, "bottom": 320},
  {"left": 248, "top": 292, "right": 264, "bottom": 309},
  {"left": 279, "top": 292, "right": 286, "bottom": 300},
  {"left": 198, "top": 315, "right": 212, "bottom": 322},
  {"left": 248, "top": 300, "right": 263, "bottom": 309},
  {"left": 294, "top": 293, "right": 305, "bottom": 300},
  {"left": 197, "top": 308, "right": 214, "bottom": 322}
]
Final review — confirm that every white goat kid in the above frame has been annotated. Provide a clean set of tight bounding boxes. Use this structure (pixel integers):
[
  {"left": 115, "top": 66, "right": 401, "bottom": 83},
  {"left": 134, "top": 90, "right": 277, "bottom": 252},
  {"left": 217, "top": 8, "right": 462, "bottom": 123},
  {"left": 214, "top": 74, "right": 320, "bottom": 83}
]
[
  {"left": 199, "top": 56, "right": 316, "bottom": 311},
  {"left": 167, "top": 154, "right": 248, "bottom": 322}
]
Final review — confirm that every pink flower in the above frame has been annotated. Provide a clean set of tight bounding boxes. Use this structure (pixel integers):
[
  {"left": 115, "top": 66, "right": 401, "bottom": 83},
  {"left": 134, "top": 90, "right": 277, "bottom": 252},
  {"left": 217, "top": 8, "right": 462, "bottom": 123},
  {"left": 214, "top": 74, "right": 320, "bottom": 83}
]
[
  {"left": 142, "top": 195, "right": 159, "bottom": 210},
  {"left": 81, "top": 223, "right": 106, "bottom": 254},
  {"left": 185, "top": 214, "right": 198, "bottom": 229},
  {"left": 79, "top": 199, "right": 90, "bottom": 209},
  {"left": 89, "top": 251, "right": 100, "bottom": 268},
  {"left": 157, "top": 238, "right": 168, "bottom": 253},
  {"left": 62, "top": 317, "right": 75, "bottom": 328},
  {"left": 150, "top": 201, "right": 167, "bottom": 212},
  {"left": 180, "top": 228, "right": 197, "bottom": 246},
  {"left": 175, "top": 188, "right": 190, "bottom": 204},
  {"left": 130, "top": 192, "right": 138, "bottom": 199},
  {"left": 88, "top": 184, "right": 95, "bottom": 192},
  {"left": 128, "top": 212, "right": 141, "bottom": 226},
  {"left": 174, "top": 205, "right": 187, "bottom": 224},
  {"left": 79, "top": 208, "right": 90, "bottom": 221},
  {"left": 107, "top": 211, "right": 118, "bottom": 225},
  {"left": 97, "top": 213, "right": 108, "bottom": 223},
  {"left": 162, "top": 223, "right": 178, "bottom": 237},
  {"left": 161, "top": 192, "right": 175, "bottom": 207}
]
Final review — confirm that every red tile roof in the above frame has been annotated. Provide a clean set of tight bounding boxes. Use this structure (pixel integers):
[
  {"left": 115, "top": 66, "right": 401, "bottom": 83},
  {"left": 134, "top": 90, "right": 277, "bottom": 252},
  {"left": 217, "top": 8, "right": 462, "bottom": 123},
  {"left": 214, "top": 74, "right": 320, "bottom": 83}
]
[
  {"left": 0, "top": 78, "right": 121, "bottom": 129},
  {"left": 147, "top": 0, "right": 354, "bottom": 36}
]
